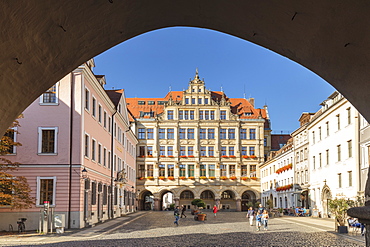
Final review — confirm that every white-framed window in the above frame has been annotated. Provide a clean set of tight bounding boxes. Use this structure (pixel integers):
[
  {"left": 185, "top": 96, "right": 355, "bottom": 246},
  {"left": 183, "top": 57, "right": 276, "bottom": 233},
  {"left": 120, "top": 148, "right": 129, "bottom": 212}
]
[
  {"left": 98, "top": 104, "right": 102, "bottom": 123},
  {"left": 3, "top": 127, "right": 17, "bottom": 154},
  {"left": 98, "top": 143, "right": 102, "bottom": 164},
  {"left": 38, "top": 127, "right": 58, "bottom": 154},
  {"left": 84, "top": 133, "right": 89, "bottom": 158},
  {"left": 91, "top": 138, "right": 96, "bottom": 161},
  {"left": 92, "top": 97, "right": 97, "bottom": 117},
  {"left": 85, "top": 88, "right": 90, "bottom": 111},
  {"left": 36, "top": 176, "right": 56, "bottom": 206},
  {"left": 40, "top": 83, "right": 59, "bottom": 105}
]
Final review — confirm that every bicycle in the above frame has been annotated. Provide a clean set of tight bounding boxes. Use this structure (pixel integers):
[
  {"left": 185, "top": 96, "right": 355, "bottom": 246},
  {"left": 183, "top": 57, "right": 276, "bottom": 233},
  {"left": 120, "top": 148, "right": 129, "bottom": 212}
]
[{"left": 17, "top": 218, "right": 27, "bottom": 233}]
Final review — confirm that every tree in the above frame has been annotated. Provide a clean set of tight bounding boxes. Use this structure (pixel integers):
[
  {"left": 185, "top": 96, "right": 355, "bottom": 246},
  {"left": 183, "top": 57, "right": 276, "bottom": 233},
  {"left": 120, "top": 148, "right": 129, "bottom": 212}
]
[
  {"left": 328, "top": 198, "right": 352, "bottom": 226},
  {"left": 0, "top": 116, "right": 34, "bottom": 209}
]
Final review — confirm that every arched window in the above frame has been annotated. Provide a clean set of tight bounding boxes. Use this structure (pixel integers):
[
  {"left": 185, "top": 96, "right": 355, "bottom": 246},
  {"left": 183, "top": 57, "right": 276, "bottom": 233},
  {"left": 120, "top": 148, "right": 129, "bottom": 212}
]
[
  {"left": 180, "top": 190, "right": 194, "bottom": 199},
  {"left": 221, "top": 190, "right": 233, "bottom": 199},
  {"left": 200, "top": 190, "right": 214, "bottom": 199}
]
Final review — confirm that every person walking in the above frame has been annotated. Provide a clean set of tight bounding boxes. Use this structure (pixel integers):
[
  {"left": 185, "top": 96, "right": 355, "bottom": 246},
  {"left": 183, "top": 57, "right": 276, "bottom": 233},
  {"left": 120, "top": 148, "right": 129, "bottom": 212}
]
[
  {"left": 257, "top": 204, "right": 265, "bottom": 214},
  {"left": 262, "top": 210, "right": 269, "bottom": 231},
  {"left": 181, "top": 205, "right": 187, "bottom": 218},
  {"left": 174, "top": 206, "right": 180, "bottom": 226},
  {"left": 213, "top": 205, "right": 218, "bottom": 217},
  {"left": 256, "top": 213, "right": 262, "bottom": 231},
  {"left": 247, "top": 206, "right": 255, "bottom": 226}
]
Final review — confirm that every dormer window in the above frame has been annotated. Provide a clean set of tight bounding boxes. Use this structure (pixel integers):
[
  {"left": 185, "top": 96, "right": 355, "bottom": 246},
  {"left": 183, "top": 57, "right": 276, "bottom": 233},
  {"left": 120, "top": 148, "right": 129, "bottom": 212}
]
[
  {"left": 138, "top": 101, "right": 145, "bottom": 105},
  {"left": 205, "top": 98, "right": 208, "bottom": 104},
  {"left": 244, "top": 112, "right": 252, "bottom": 116},
  {"left": 148, "top": 101, "right": 155, "bottom": 105}
]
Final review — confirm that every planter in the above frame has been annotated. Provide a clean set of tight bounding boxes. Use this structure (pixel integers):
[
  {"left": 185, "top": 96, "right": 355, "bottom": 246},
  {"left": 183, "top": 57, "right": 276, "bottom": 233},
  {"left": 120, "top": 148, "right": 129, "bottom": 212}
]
[
  {"left": 198, "top": 213, "right": 206, "bottom": 221},
  {"left": 191, "top": 210, "right": 198, "bottom": 215},
  {"left": 337, "top": 226, "right": 348, "bottom": 233}
]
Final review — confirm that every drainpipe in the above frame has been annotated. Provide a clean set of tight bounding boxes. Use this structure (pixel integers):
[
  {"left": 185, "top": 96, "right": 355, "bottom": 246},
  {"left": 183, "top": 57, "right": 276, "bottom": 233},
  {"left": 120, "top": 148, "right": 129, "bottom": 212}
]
[
  {"left": 68, "top": 72, "right": 75, "bottom": 229},
  {"left": 110, "top": 110, "right": 118, "bottom": 219}
]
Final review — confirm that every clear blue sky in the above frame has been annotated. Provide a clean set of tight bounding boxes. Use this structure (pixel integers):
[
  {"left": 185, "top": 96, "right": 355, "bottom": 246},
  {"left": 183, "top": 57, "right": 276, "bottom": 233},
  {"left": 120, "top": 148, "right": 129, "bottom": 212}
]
[{"left": 94, "top": 27, "right": 335, "bottom": 134}]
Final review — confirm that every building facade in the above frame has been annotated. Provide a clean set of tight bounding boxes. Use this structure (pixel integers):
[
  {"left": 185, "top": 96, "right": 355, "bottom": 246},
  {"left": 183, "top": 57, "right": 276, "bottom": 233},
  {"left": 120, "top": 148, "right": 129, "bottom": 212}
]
[
  {"left": 128, "top": 71, "right": 271, "bottom": 211},
  {"left": 308, "top": 92, "right": 360, "bottom": 218},
  {"left": 0, "top": 59, "right": 137, "bottom": 231},
  {"left": 261, "top": 139, "right": 294, "bottom": 209}
]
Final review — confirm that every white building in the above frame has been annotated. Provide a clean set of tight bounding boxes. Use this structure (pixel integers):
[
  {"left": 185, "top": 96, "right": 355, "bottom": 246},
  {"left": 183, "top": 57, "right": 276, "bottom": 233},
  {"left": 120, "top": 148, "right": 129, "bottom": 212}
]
[
  {"left": 308, "top": 91, "right": 360, "bottom": 218},
  {"left": 261, "top": 139, "right": 294, "bottom": 209}
]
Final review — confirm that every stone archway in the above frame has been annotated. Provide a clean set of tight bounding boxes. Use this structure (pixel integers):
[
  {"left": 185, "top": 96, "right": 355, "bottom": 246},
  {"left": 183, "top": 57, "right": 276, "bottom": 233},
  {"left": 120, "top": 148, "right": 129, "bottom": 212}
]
[
  {"left": 321, "top": 186, "right": 332, "bottom": 218},
  {"left": 241, "top": 190, "right": 257, "bottom": 211},
  {"left": 1, "top": 2, "right": 370, "bottom": 136},
  {"left": 139, "top": 190, "right": 154, "bottom": 211},
  {"left": 179, "top": 190, "right": 194, "bottom": 210},
  {"left": 200, "top": 190, "right": 216, "bottom": 210},
  {"left": 220, "top": 190, "right": 236, "bottom": 211}
]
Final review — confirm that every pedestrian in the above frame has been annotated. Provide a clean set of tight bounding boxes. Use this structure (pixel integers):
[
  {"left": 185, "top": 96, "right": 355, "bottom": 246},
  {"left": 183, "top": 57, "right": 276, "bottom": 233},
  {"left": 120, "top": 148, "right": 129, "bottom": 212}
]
[
  {"left": 213, "top": 205, "right": 218, "bottom": 217},
  {"left": 262, "top": 210, "right": 269, "bottom": 231},
  {"left": 246, "top": 206, "right": 255, "bottom": 226},
  {"left": 257, "top": 204, "right": 265, "bottom": 214},
  {"left": 181, "top": 204, "right": 187, "bottom": 218},
  {"left": 174, "top": 206, "right": 180, "bottom": 226},
  {"left": 256, "top": 213, "right": 262, "bottom": 231}
]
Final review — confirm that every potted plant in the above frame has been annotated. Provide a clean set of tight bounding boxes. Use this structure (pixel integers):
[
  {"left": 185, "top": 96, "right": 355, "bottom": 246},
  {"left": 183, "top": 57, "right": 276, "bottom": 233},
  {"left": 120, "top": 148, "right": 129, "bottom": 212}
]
[
  {"left": 328, "top": 198, "right": 352, "bottom": 233},
  {"left": 191, "top": 199, "right": 207, "bottom": 221}
]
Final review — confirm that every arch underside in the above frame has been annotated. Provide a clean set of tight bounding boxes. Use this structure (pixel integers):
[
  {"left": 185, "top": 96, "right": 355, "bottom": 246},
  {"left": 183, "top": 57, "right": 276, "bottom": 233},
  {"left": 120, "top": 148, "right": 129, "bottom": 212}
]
[{"left": 0, "top": 1, "right": 370, "bottom": 134}]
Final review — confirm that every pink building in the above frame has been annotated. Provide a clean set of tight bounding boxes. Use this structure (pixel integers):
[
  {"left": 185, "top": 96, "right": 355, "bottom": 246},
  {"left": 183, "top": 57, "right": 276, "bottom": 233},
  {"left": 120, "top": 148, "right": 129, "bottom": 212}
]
[{"left": 0, "top": 59, "right": 137, "bottom": 231}]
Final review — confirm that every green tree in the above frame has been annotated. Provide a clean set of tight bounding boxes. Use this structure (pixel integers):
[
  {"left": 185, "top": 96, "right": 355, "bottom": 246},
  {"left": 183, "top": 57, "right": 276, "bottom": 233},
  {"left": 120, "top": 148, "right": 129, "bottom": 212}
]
[
  {"left": 0, "top": 117, "right": 34, "bottom": 209},
  {"left": 328, "top": 198, "right": 352, "bottom": 226}
]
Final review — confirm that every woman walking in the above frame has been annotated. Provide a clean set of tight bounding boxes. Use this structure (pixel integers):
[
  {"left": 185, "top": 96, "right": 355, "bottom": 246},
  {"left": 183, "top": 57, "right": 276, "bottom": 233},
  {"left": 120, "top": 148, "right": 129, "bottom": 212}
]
[
  {"left": 262, "top": 210, "right": 269, "bottom": 231},
  {"left": 246, "top": 207, "right": 255, "bottom": 226},
  {"left": 213, "top": 205, "right": 218, "bottom": 217}
]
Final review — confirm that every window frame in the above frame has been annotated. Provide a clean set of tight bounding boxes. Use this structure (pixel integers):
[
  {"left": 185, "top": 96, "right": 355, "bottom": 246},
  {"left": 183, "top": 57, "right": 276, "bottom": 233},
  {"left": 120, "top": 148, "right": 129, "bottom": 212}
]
[
  {"left": 40, "top": 83, "right": 59, "bottom": 105},
  {"left": 38, "top": 127, "right": 58, "bottom": 155},
  {"left": 36, "top": 176, "right": 57, "bottom": 207}
]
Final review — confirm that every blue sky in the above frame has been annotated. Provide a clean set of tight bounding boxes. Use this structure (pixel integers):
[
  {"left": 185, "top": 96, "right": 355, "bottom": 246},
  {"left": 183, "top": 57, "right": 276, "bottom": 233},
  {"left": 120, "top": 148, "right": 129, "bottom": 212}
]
[{"left": 94, "top": 27, "right": 335, "bottom": 134}]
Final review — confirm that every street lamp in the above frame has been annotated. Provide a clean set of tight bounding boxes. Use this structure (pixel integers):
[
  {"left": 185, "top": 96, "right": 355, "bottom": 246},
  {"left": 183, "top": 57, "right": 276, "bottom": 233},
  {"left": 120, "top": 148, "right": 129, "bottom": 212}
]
[{"left": 81, "top": 167, "right": 88, "bottom": 179}]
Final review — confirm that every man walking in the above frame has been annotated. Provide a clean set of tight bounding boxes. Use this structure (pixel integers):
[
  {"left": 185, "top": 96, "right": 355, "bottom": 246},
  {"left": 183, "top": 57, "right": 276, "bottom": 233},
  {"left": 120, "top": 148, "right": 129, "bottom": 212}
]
[
  {"left": 181, "top": 205, "right": 187, "bottom": 218},
  {"left": 174, "top": 206, "right": 180, "bottom": 226}
]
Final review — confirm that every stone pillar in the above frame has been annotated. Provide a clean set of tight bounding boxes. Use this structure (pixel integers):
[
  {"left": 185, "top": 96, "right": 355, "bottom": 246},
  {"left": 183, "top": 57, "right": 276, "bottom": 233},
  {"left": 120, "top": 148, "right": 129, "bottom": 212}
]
[
  {"left": 236, "top": 198, "right": 242, "bottom": 212},
  {"left": 215, "top": 198, "right": 221, "bottom": 209},
  {"left": 154, "top": 198, "right": 161, "bottom": 211}
]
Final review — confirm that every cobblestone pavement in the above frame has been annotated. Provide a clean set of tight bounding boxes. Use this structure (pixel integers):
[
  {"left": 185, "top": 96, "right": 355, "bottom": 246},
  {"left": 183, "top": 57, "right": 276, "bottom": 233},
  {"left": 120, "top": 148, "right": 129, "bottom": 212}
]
[{"left": 1, "top": 211, "right": 366, "bottom": 247}]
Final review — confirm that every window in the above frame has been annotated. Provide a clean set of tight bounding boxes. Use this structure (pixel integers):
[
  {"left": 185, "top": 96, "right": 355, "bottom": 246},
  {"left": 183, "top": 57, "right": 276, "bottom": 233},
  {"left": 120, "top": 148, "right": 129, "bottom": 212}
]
[
  {"left": 84, "top": 134, "right": 90, "bottom": 157},
  {"left": 91, "top": 139, "right": 96, "bottom": 161},
  {"left": 205, "top": 98, "right": 209, "bottom": 104},
  {"left": 318, "top": 127, "right": 321, "bottom": 141},
  {"left": 200, "top": 164, "right": 206, "bottom": 176},
  {"left": 187, "top": 129, "right": 194, "bottom": 139},
  {"left": 249, "top": 146, "right": 255, "bottom": 156},
  {"left": 147, "top": 165, "right": 153, "bottom": 177},
  {"left": 185, "top": 98, "right": 189, "bottom": 104},
  {"left": 179, "top": 110, "right": 184, "bottom": 120},
  {"left": 92, "top": 97, "right": 96, "bottom": 117},
  {"left": 159, "top": 164, "right": 165, "bottom": 176},
  {"left": 98, "top": 144, "right": 102, "bottom": 164},
  {"left": 312, "top": 156, "right": 316, "bottom": 169},
  {"left": 200, "top": 129, "right": 206, "bottom": 139},
  {"left": 38, "top": 127, "right": 58, "bottom": 154},
  {"left": 85, "top": 89, "right": 90, "bottom": 110},
  {"left": 160, "top": 146, "right": 165, "bottom": 156},
  {"left": 139, "top": 146, "right": 146, "bottom": 156},
  {"left": 179, "top": 128, "right": 186, "bottom": 139},
  {"left": 148, "top": 101, "right": 155, "bottom": 105},
  {"left": 229, "top": 165, "right": 235, "bottom": 176},
  {"left": 180, "top": 146, "right": 186, "bottom": 156},
  {"left": 208, "top": 146, "right": 214, "bottom": 157},
  {"left": 240, "top": 129, "right": 247, "bottom": 139},
  {"left": 221, "top": 146, "right": 227, "bottom": 156},
  {"left": 103, "top": 148, "right": 107, "bottom": 167},
  {"left": 229, "top": 146, "right": 234, "bottom": 156},
  {"left": 205, "top": 110, "right": 209, "bottom": 120},
  {"left": 210, "top": 110, "right": 215, "bottom": 120},
  {"left": 241, "top": 146, "right": 247, "bottom": 156},
  {"left": 337, "top": 114, "right": 340, "bottom": 130},
  {"left": 348, "top": 171, "right": 352, "bottom": 187},
  {"left": 108, "top": 117, "right": 112, "bottom": 133},
  {"left": 338, "top": 173, "right": 342, "bottom": 188},
  {"left": 199, "top": 110, "right": 203, "bottom": 120},
  {"left": 228, "top": 129, "right": 235, "bottom": 139},
  {"left": 348, "top": 140, "right": 352, "bottom": 158},
  {"left": 167, "top": 128, "right": 174, "bottom": 139},
  {"left": 347, "top": 107, "right": 351, "bottom": 125},
  {"left": 190, "top": 110, "right": 194, "bottom": 120},
  {"left": 159, "top": 129, "right": 165, "bottom": 139},
  {"left": 147, "top": 129, "right": 154, "bottom": 139},
  {"left": 326, "top": 149, "right": 329, "bottom": 165},
  {"left": 312, "top": 131, "right": 315, "bottom": 144},
  {"left": 188, "top": 146, "right": 194, "bottom": 156},
  {"left": 167, "top": 146, "right": 173, "bottom": 156},
  {"left": 167, "top": 110, "right": 173, "bottom": 120},
  {"left": 138, "top": 128, "right": 145, "bottom": 139},
  {"left": 208, "top": 129, "right": 215, "bottom": 139},
  {"left": 220, "top": 165, "right": 227, "bottom": 176},
  {"left": 220, "top": 110, "right": 226, "bottom": 120},
  {"left": 3, "top": 128, "right": 16, "bottom": 154},
  {"left": 220, "top": 129, "right": 227, "bottom": 139},
  {"left": 184, "top": 110, "right": 189, "bottom": 120},
  {"left": 157, "top": 101, "right": 166, "bottom": 105},
  {"left": 198, "top": 98, "right": 202, "bottom": 104},
  {"left": 319, "top": 153, "right": 322, "bottom": 167},
  {"left": 41, "top": 84, "right": 58, "bottom": 104},
  {"left": 188, "top": 165, "right": 194, "bottom": 177},
  {"left": 241, "top": 165, "right": 248, "bottom": 176},
  {"left": 326, "top": 121, "right": 329, "bottom": 136},
  {"left": 337, "top": 145, "right": 341, "bottom": 161},
  {"left": 104, "top": 112, "right": 107, "bottom": 128},
  {"left": 249, "top": 129, "right": 256, "bottom": 139},
  {"left": 98, "top": 105, "right": 102, "bottom": 123},
  {"left": 208, "top": 165, "right": 215, "bottom": 177},
  {"left": 168, "top": 164, "right": 174, "bottom": 177},
  {"left": 138, "top": 101, "right": 145, "bottom": 105},
  {"left": 191, "top": 98, "right": 195, "bottom": 104},
  {"left": 200, "top": 146, "right": 206, "bottom": 157},
  {"left": 179, "top": 164, "right": 186, "bottom": 177},
  {"left": 147, "top": 146, "right": 153, "bottom": 156},
  {"left": 37, "top": 177, "right": 56, "bottom": 206}
]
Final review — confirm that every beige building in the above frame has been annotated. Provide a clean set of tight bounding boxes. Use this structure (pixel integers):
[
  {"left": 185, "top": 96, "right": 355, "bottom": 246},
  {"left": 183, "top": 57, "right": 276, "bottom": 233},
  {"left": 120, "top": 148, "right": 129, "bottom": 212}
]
[{"left": 127, "top": 71, "right": 271, "bottom": 211}]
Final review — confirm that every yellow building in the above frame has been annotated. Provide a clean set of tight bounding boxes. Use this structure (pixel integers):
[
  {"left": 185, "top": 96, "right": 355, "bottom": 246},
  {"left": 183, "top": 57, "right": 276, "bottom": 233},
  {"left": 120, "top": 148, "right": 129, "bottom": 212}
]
[{"left": 127, "top": 71, "right": 271, "bottom": 211}]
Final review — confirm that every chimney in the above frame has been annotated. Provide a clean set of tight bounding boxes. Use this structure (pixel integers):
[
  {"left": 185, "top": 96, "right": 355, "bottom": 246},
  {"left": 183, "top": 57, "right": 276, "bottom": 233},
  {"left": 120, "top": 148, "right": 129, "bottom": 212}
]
[{"left": 248, "top": 98, "right": 255, "bottom": 107}]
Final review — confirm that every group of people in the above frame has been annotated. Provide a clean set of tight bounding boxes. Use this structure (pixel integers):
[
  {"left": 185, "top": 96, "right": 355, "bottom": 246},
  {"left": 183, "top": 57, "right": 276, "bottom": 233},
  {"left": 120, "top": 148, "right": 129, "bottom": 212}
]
[
  {"left": 246, "top": 204, "right": 269, "bottom": 231},
  {"left": 174, "top": 204, "right": 218, "bottom": 226},
  {"left": 295, "top": 206, "right": 308, "bottom": 217}
]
